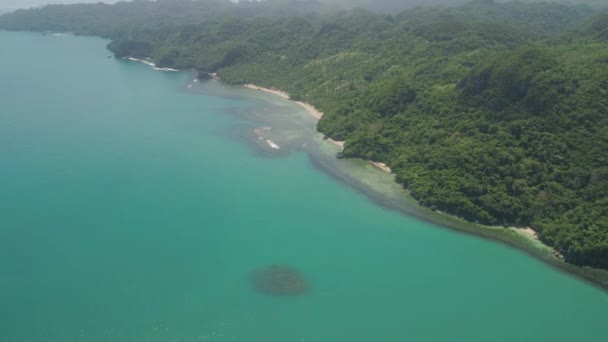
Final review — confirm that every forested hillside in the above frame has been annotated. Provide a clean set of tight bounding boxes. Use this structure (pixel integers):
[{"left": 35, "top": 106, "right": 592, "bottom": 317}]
[
  {"left": 0, "top": 0, "right": 332, "bottom": 37},
  {"left": 1, "top": 0, "right": 607, "bottom": 269}
]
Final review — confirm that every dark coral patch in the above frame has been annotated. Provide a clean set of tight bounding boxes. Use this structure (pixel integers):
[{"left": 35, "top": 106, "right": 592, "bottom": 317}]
[{"left": 249, "top": 264, "right": 308, "bottom": 296}]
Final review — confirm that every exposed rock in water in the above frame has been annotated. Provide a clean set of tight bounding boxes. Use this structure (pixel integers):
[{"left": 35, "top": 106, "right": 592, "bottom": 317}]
[{"left": 249, "top": 264, "right": 308, "bottom": 296}]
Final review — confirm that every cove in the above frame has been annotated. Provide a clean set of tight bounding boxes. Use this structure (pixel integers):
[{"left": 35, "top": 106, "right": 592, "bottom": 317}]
[{"left": 0, "top": 31, "right": 607, "bottom": 342}]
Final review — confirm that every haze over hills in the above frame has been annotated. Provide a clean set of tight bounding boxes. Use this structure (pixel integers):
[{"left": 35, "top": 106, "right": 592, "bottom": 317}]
[
  {"left": 1, "top": 0, "right": 605, "bottom": 12},
  {"left": 1, "top": 0, "right": 607, "bottom": 279},
  {"left": 0, "top": 0, "right": 116, "bottom": 10}
]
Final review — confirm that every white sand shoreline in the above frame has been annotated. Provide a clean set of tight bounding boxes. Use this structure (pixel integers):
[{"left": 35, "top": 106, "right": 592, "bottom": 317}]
[
  {"left": 517, "top": 227, "right": 539, "bottom": 240},
  {"left": 243, "top": 84, "right": 323, "bottom": 120},
  {"left": 326, "top": 137, "right": 345, "bottom": 149},
  {"left": 370, "top": 161, "right": 392, "bottom": 173},
  {"left": 126, "top": 57, "right": 179, "bottom": 72},
  {"left": 510, "top": 227, "right": 564, "bottom": 258},
  {"left": 244, "top": 83, "right": 392, "bottom": 174}
]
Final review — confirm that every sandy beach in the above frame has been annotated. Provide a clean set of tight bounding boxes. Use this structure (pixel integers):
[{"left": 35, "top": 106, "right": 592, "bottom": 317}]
[
  {"left": 517, "top": 227, "right": 539, "bottom": 240},
  {"left": 370, "top": 161, "right": 392, "bottom": 173},
  {"left": 326, "top": 137, "right": 345, "bottom": 149},
  {"left": 244, "top": 84, "right": 343, "bottom": 147},
  {"left": 244, "top": 84, "right": 323, "bottom": 120},
  {"left": 510, "top": 226, "right": 567, "bottom": 259},
  {"left": 126, "top": 57, "right": 179, "bottom": 72},
  {"left": 244, "top": 84, "right": 392, "bottom": 174}
]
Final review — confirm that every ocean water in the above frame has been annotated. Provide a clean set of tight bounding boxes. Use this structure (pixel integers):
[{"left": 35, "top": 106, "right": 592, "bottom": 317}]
[{"left": 0, "top": 31, "right": 606, "bottom": 342}]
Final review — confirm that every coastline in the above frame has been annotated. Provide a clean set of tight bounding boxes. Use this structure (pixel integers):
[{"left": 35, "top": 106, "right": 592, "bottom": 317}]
[
  {"left": 241, "top": 82, "right": 608, "bottom": 290},
  {"left": 244, "top": 84, "right": 393, "bottom": 174},
  {"left": 244, "top": 84, "right": 323, "bottom": 120},
  {"left": 241, "top": 83, "right": 547, "bottom": 245},
  {"left": 126, "top": 57, "right": 179, "bottom": 72},
  {"left": 111, "top": 58, "right": 607, "bottom": 289}
]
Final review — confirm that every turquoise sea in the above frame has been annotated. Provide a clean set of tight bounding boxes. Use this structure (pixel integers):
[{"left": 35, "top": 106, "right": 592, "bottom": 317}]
[{"left": 0, "top": 31, "right": 607, "bottom": 342}]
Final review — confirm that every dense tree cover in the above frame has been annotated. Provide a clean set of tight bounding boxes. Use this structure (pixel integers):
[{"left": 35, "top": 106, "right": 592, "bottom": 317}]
[
  {"left": 1, "top": 0, "right": 607, "bottom": 269},
  {"left": 0, "top": 0, "right": 331, "bottom": 37}
]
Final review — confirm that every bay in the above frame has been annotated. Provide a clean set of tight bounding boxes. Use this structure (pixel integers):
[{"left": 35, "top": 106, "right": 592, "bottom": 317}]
[{"left": 0, "top": 31, "right": 606, "bottom": 342}]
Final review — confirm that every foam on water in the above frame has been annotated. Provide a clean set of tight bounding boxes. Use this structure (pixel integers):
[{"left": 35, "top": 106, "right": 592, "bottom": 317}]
[{"left": 266, "top": 139, "right": 280, "bottom": 149}]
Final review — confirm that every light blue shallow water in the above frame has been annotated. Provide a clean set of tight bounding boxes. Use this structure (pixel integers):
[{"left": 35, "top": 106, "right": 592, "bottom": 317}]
[{"left": 0, "top": 31, "right": 606, "bottom": 342}]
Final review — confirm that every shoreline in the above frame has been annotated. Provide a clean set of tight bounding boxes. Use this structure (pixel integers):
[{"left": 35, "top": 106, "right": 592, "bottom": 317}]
[
  {"left": 242, "top": 84, "right": 547, "bottom": 238},
  {"left": 241, "top": 82, "right": 608, "bottom": 290},
  {"left": 243, "top": 84, "right": 323, "bottom": 120},
  {"left": 244, "top": 84, "right": 392, "bottom": 174},
  {"left": 111, "top": 60, "right": 607, "bottom": 289},
  {"left": 125, "top": 66, "right": 564, "bottom": 272},
  {"left": 126, "top": 57, "right": 179, "bottom": 72}
]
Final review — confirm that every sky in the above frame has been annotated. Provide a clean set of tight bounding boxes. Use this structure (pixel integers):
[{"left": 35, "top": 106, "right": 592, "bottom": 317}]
[
  {"left": 0, "top": 0, "right": 598, "bottom": 12},
  {"left": 0, "top": 0, "right": 467, "bottom": 11},
  {"left": 0, "top": 0, "right": 118, "bottom": 9},
  {"left": 0, "top": 0, "right": 471, "bottom": 11}
]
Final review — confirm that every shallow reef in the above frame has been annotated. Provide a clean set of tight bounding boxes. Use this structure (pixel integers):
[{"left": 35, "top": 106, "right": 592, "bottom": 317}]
[{"left": 249, "top": 264, "right": 308, "bottom": 296}]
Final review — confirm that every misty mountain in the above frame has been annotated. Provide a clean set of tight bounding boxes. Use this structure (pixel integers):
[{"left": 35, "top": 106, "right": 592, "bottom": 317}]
[
  {"left": 0, "top": 0, "right": 118, "bottom": 10},
  {"left": 0, "top": 0, "right": 602, "bottom": 37}
]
